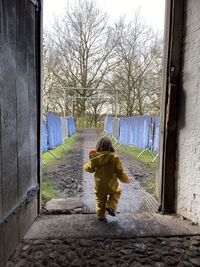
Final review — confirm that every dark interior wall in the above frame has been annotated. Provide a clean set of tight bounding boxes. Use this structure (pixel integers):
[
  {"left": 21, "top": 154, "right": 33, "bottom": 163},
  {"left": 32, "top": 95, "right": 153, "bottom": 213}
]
[{"left": 0, "top": 1, "right": 41, "bottom": 265}]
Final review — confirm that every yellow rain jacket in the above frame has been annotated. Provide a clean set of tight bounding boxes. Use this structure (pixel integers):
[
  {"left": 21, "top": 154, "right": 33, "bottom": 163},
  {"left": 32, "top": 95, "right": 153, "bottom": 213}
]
[{"left": 84, "top": 151, "right": 130, "bottom": 195}]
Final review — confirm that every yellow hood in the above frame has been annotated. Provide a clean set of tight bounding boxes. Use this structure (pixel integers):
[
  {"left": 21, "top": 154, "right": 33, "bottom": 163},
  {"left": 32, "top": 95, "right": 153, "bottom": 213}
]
[{"left": 89, "top": 151, "right": 115, "bottom": 167}]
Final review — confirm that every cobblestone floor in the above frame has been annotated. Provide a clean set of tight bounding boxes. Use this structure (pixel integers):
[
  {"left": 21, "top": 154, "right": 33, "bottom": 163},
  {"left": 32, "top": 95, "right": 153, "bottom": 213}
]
[{"left": 6, "top": 236, "right": 200, "bottom": 267}]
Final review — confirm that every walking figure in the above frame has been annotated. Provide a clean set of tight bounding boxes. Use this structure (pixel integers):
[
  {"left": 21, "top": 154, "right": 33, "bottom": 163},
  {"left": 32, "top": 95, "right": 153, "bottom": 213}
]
[{"left": 84, "top": 136, "right": 131, "bottom": 220}]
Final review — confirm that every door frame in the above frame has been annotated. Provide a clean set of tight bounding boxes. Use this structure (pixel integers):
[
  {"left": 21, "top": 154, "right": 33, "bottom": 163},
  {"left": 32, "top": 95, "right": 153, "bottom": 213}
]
[
  {"left": 158, "top": 0, "right": 184, "bottom": 213},
  {"left": 37, "top": 0, "right": 185, "bottom": 214},
  {"left": 36, "top": 0, "right": 43, "bottom": 212}
]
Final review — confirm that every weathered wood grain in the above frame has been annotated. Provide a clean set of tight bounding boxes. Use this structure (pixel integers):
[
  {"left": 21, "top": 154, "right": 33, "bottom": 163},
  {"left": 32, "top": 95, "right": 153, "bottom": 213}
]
[
  {"left": 19, "top": 197, "right": 38, "bottom": 240},
  {"left": 16, "top": 0, "right": 31, "bottom": 198},
  {"left": 0, "top": 0, "right": 3, "bottom": 223},
  {"left": 1, "top": 0, "right": 18, "bottom": 219},
  {"left": 28, "top": 4, "right": 38, "bottom": 187},
  {"left": 0, "top": 227, "right": 5, "bottom": 267},
  {"left": 0, "top": 0, "right": 41, "bottom": 265},
  {"left": 4, "top": 215, "right": 19, "bottom": 263}
]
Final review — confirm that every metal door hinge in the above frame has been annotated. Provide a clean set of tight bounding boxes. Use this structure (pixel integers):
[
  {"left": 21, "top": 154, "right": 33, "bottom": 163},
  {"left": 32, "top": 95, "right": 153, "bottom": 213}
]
[
  {"left": 0, "top": 184, "right": 39, "bottom": 227},
  {"left": 31, "top": 0, "right": 39, "bottom": 10}
]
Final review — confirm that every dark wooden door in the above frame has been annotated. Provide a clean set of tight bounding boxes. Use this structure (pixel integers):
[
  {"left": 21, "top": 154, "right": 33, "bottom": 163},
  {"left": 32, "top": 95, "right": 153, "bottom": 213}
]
[{"left": 0, "top": 0, "right": 42, "bottom": 265}]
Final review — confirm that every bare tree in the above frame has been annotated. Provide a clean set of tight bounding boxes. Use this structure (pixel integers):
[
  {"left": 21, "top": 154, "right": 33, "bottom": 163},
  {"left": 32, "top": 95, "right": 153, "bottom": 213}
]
[
  {"left": 143, "top": 40, "right": 163, "bottom": 115},
  {"left": 133, "top": 36, "right": 163, "bottom": 115},
  {"left": 43, "top": 5, "right": 163, "bottom": 124},
  {"left": 107, "top": 12, "right": 162, "bottom": 116},
  {"left": 47, "top": 0, "right": 118, "bottom": 124},
  {"left": 85, "top": 90, "right": 111, "bottom": 127},
  {"left": 43, "top": 34, "right": 71, "bottom": 116}
]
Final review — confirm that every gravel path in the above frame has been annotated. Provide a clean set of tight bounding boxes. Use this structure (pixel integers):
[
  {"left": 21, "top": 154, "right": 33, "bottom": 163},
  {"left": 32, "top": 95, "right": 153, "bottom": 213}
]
[
  {"left": 42, "top": 128, "right": 157, "bottom": 200},
  {"left": 82, "top": 129, "right": 158, "bottom": 214}
]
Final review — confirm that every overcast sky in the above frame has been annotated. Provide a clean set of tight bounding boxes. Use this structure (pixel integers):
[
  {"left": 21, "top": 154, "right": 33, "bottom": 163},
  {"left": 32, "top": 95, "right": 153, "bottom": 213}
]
[{"left": 43, "top": 0, "right": 165, "bottom": 32}]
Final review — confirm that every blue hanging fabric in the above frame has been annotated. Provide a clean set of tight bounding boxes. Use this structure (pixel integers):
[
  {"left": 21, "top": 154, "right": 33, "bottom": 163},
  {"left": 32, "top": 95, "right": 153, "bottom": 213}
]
[
  {"left": 61, "top": 117, "right": 69, "bottom": 142},
  {"left": 112, "top": 118, "right": 120, "bottom": 141},
  {"left": 42, "top": 121, "right": 49, "bottom": 153},
  {"left": 67, "top": 116, "right": 76, "bottom": 137},
  {"left": 152, "top": 116, "right": 160, "bottom": 152},
  {"left": 105, "top": 115, "right": 113, "bottom": 136},
  {"left": 118, "top": 115, "right": 151, "bottom": 149},
  {"left": 46, "top": 112, "right": 62, "bottom": 150}
]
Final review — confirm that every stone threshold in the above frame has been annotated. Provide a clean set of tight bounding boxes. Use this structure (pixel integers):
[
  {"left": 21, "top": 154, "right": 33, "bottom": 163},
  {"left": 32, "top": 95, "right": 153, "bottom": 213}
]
[{"left": 24, "top": 213, "right": 200, "bottom": 240}]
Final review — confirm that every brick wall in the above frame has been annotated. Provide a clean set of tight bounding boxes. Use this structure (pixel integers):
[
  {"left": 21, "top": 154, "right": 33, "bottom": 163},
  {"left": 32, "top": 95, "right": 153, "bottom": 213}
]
[{"left": 176, "top": 0, "right": 200, "bottom": 224}]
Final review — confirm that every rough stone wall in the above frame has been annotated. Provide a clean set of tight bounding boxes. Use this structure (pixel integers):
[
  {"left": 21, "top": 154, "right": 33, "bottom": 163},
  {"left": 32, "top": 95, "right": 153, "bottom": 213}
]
[{"left": 176, "top": 0, "right": 200, "bottom": 224}]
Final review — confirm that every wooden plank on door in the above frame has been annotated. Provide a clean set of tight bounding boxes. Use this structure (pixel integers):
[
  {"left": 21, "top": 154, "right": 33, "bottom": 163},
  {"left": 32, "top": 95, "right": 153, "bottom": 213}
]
[
  {"left": 36, "top": 0, "right": 43, "bottom": 212},
  {"left": 1, "top": 1, "right": 19, "bottom": 263},
  {"left": 27, "top": 2, "right": 38, "bottom": 187},
  {"left": 0, "top": 227, "right": 5, "bottom": 267},
  {"left": 0, "top": 0, "right": 41, "bottom": 265},
  {"left": 0, "top": 2, "right": 5, "bottom": 266},
  {"left": 1, "top": 0, "right": 18, "bottom": 219},
  {"left": 16, "top": 0, "right": 31, "bottom": 198},
  {"left": 19, "top": 196, "right": 38, "bottom": 239},
  {"left": 4, "top": 215, "right": 19, "bottom": 263},
  {"left": 0, "top": 0, "right": 3, "bottom": 223}
]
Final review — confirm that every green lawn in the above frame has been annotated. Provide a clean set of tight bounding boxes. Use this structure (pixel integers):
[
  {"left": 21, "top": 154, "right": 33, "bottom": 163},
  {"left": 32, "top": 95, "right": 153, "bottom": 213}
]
[
  {"left": 42, "top": 180, "right": 58, "bottom": 201},
  {"left": 42, "top": 134, "right": 78, "bottom": 166},
  {"left": 146, "top": 180, "right": 157, "bottom": 199},
  {"left": 114, "top": 141, "right": 158, "bottom": 167}
]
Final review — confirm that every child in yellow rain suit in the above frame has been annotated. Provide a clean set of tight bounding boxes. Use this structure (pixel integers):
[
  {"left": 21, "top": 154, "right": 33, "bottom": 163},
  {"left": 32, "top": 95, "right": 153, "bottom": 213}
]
[{"left": 84, "top": 136, "right": 131, "bottom": 220}]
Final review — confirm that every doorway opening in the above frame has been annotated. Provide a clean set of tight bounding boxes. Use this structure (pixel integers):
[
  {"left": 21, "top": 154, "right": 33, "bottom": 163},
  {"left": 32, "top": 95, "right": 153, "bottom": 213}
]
[
  {"left": 41, "top": 0, "right": 165, "bottom": 218},
  {"left": 3, "top": 1, "right": 200, "bottom": 266}
]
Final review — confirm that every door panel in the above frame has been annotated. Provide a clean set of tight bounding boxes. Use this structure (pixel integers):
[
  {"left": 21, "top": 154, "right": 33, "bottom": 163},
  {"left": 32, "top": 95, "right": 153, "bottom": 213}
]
[{"left": 0, "top": 1, "right": 42, "bottom": 265}]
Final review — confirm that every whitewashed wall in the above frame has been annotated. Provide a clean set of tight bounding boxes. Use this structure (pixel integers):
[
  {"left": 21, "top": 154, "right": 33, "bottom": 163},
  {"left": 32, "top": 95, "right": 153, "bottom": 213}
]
[{"left": 176, "top": 0, "right": 200, "bottom": 224}]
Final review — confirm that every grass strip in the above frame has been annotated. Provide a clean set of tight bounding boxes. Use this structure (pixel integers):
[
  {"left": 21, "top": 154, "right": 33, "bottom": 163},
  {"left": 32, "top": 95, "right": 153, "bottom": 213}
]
[
  {"left": 113, "top": 142, "right": 158, "bottom": 167},
  {"left": 42, "top": 134, "right": 78, "bottom": 166},
  {"left": 42, "top": 180, "right": 58, "bottom": 201}
]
